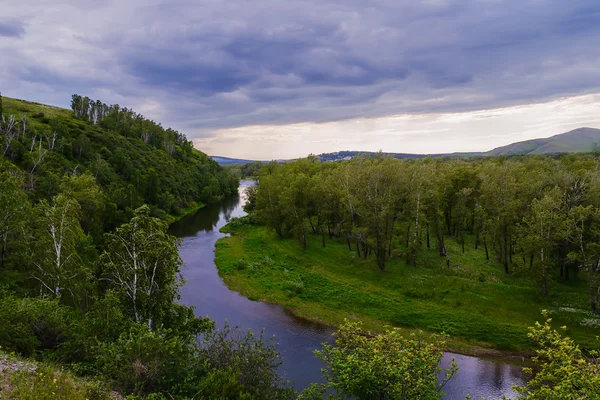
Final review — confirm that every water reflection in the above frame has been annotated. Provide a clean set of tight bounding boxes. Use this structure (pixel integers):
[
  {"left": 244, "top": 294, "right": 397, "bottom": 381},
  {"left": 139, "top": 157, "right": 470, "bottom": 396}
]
[
  {"left": 172, "top": 180, "right": 526, "bottom": 398},
  {"left": 168, "top": 195, "right": 240, "bottom": 237},
  {"left": 440, "top": 353, "right": 523, "bottom": 399}
]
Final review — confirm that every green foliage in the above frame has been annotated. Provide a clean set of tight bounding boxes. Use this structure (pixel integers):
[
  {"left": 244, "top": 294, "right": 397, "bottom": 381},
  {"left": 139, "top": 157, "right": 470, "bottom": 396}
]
[
  {"left": 0, "top": 295, "right": 73, "bottom": 356},
  {"left": 96, "top": 323, "right": 199, "bottom": 395},
  {"left": 248, "top": 154, "right": 600, "bottom": 315},
  {"left": 1, "top": 95, "right": 237, "bottom": 230},
  {"left": 102, "top": 205, "right": 182, "bottom": 328},
  {"left": 513, "top": 311, "right": 600, "bottom": 399},
  {"left": 0, "top": 164, "right": 29, "bottom": 270},
  {"left": 198, "top": 322, "right": 296, "bottom": 400},
  {"left": 310, "top": 320, "right": 457, "bottom": 399},
  {"left": 31, "top": 194, "right": 91, "bottom": 302}
]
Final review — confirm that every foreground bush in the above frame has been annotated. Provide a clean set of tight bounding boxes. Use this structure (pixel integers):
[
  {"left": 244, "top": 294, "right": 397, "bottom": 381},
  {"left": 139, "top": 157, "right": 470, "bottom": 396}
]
[
  {"left": 513, "top": 311, "right": 600, "bottom": 399},
  {"left": 305, "top": 320, "right": 457, "bottom": 399}
]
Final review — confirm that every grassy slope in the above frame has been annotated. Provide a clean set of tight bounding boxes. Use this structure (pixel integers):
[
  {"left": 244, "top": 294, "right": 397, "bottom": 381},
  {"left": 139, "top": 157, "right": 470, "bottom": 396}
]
[
  {"left": 0, "top": 351, "right": 115, "bottom": 400},
  {"left": 215, "top": 224, "right": 600, "bottom": 355},
  {"left": 2, "top": 97, "right": 225, "bottom": 223}
]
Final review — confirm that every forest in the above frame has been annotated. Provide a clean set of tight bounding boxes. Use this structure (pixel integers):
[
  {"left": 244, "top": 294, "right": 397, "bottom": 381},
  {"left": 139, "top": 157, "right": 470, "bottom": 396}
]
[{"left": 246, "top": 155, "right": 600, "bottom": 313}]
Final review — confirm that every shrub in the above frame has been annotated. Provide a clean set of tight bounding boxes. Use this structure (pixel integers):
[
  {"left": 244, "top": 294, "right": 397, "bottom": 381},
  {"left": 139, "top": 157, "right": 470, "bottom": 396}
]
[
  {"left": 0, "top": 295, "right": 72, "bottom": 356},
  {"left": 312, "top": 320, "right": 457, "bottom": 399},
  {"left": 198, "top": 322, "right": 296, "bottom": 400},
  {"left": 96, "top": 323, "right": 199, "bottom": 396},
  {"left": 235, "top": 259, "right": 248, "bottom": 270},
  {"left": 284, "top": 279, "right": 305, "bottom": 295}
]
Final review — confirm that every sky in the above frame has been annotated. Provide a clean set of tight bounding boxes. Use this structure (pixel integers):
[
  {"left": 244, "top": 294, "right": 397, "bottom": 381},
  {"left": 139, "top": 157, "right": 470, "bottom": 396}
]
[{"left": 1, "top": 1, "right": 600, "bottom": 159}]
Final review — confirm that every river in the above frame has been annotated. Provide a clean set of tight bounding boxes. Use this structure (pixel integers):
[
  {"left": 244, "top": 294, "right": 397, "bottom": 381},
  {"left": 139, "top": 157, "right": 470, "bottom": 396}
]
[{"left": 169, "top": 180, "right": 526, "bottom": 399}]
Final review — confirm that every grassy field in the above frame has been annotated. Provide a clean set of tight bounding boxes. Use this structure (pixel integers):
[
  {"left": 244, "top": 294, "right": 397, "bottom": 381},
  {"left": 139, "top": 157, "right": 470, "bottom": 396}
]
[{"left": 215, "top": 222, "right": 600, "bottom": 355}]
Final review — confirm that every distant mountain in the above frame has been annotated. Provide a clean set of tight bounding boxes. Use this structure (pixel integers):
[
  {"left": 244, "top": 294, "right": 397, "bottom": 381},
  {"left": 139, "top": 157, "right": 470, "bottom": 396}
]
[
  {"left": 213, "top": 127, "right": 600, "bottom": 165},
  {"left": 316, "top": 127, "right": 600, "bottom": 162},
  {"left": 486, "top": 127, "right": 600, "bottom": 155},
  {"left": 210, "top": 156, "right": 261, "bottom": 165}
]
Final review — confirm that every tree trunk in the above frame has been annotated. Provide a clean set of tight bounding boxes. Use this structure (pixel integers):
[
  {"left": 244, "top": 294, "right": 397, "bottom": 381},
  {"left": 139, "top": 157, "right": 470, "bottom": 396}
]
[
  {"left": 483, "top": 237, "right": 489, "bottom": 261},
  {"left": 308, "top": 216, "right": 316, "bottom": 234},
  {"left": 426, "top": 222, "right": 430, "bottom": 249},
  {"left": 503, "top": 225, "right": 510, "bottom": 274}
]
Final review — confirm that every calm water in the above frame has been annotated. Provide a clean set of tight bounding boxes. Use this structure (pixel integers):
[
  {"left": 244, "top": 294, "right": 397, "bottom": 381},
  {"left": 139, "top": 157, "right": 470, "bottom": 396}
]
[{"left": 170, "top": 180, "right": 526, "bottom": 399}]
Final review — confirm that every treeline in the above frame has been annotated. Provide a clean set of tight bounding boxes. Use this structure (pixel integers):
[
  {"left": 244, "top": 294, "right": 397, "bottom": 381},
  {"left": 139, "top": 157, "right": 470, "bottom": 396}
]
[
  {"left": 0, "top": 94, "right": 238, "bottom": 237},
  {"left": 70, "top": 94, "right": 190, "bottom": 157},
  {"left": 247, "top": 154, "right": 600, "bottom": 314},
  {"left": 225, "top": 160, "right": 265, "bottom": 179}
]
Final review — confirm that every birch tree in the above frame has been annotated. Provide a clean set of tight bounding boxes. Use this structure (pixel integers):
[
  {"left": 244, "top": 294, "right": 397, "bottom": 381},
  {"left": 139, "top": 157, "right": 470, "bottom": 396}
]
[
  {"left": 31, "top": 194, "right": 87, "bottom": 299},
  {"left": 1, "top": 114, "right": 18, "bottom": 156},
  {"left": 102, "top": 205, "right": 182, "bottom": 329}
]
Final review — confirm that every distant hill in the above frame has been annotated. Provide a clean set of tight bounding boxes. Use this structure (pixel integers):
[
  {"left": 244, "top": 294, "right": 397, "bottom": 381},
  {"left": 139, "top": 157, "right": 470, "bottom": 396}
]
[
  {"left": 315, "top": 127, "right": 600, "bottom": 162},
  {"left": 211, "top": 156, "right": 262, "bottom": 165},
  {"left": 486, "top": 127, "right": 600, "bottom": 155}
]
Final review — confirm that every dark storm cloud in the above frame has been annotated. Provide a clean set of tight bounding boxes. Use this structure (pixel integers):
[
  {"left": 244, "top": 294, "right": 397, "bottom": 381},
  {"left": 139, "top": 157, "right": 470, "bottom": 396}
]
[
  {"left": 0, "top": 20, "right": 25, "bottom": 38},
  {"left": 2, "top": 0, "right": 600, "bottom": 137}
]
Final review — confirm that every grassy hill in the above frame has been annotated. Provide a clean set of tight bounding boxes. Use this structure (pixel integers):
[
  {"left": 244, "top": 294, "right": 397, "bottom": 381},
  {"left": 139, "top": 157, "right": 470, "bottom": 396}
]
[
  {"left": 312, "top": 127, "right": 600, "bottom": 162},
  {"left": 487, "top": 127, "right": 600, "bottom": 155},
  {"left": 1, "top": 96, "right": 238, "bottom": 229}
]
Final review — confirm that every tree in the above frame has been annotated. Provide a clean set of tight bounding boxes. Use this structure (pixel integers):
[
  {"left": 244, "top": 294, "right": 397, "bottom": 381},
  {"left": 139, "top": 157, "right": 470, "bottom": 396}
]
[
  {"left": 31, "top": 194, "right": 88, "bottom": 300},
  {"left": 344, "top": 156, "right": 401, "bottom": 271},
  {"left": 479, "top": 160, "right": 524, "bottom": 274},
  {"left": 566, "top": 205, "right": 600, "bottom": 314},
  {"left": 518, "top": 187, "right": 567, "bottom": 296},
  {"left": 59, "top": 172, "right": 106, "bottom": 240},
  {"left": 311, "top": 320, "right": 457, "bottom": 399},
  {"left": 0, "top": 168, "right": 28, "bottom": 268},
  {"left": 1, "top": 114, "right": 18, "bottom": 157},
  {"left": 102, "top": 205, "right": 182, "bottom": 328},
  {"left": 513, "top": 311, "right": 600, "bottom": 399}
]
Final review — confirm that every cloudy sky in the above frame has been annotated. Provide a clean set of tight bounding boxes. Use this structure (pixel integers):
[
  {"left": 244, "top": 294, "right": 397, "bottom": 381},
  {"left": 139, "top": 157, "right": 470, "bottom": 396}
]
[{"left": 1, "top": 1, "right": 600, "bottom": 159}]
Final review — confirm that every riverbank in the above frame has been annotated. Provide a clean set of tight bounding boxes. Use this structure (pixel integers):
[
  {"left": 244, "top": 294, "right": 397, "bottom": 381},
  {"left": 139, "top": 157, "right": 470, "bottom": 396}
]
[
  {"left": 215, "top": 222, "right": 600, "bottom": 358},
  {"left": 166, "top": 203, "right": 206, "bottom": 225}
]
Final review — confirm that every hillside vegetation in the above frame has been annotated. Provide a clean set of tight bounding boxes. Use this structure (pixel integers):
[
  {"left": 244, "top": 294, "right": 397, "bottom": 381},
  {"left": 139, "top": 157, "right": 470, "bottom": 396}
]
[
  {"left": 0, "top": 95, "right": 301, "bottom": 399},
  {"left": 2, "top": 95, "right": 238, "bottom": 229}
]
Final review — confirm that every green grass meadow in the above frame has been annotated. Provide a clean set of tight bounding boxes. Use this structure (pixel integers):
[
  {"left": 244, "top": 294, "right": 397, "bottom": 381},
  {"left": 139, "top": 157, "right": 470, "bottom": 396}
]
[{"left": 215, "top": 223, "right": 600, "bottom": 355}]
